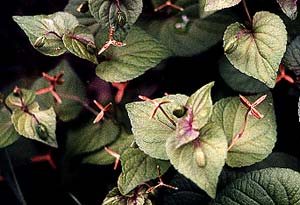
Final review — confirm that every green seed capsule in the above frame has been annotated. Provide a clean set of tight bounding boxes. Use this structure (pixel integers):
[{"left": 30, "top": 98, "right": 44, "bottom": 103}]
[
  {"left": 173, "top": 105, "right": 187, "bottom": 118},
  {"left": 224, "top": 36, "right": 238, "bottom": 54},
  {"left": 35, "top": 123, "right": 49, "bottom": 140},
  {"left": 194, "top": 146, "right": 206, "bottom": 167}
]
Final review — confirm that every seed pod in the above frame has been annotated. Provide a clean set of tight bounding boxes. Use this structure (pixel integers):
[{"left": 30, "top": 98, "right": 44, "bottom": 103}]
[
  {"left": 173, "top": 105, "right": 186, "bottom": 118},
  {"left": 194, "top": 146, "right": 206, "bottom": 167},
  {"left": 224, "top": 36, "right": 238, "bottom": 54},
  {"left": 35, "top": 123, "right": 49, "bottom": 140}
]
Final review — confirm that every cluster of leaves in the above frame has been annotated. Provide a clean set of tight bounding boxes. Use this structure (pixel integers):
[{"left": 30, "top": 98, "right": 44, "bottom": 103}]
[{"left": 1, "top": 0, "right": 300, "bottom": 204}]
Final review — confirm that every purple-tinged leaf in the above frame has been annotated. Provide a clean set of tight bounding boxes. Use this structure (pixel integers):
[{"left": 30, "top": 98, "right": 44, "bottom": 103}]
[
  {"left": 277, "top": 0, "right": 298, "bottom": 20},
  {"left": 176, "top": 108, "right": 200, "bottom": 148}
]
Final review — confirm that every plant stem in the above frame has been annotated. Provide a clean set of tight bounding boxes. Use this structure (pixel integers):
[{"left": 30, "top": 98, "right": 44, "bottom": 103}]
[
  {"left": 242, "top": 0, "right": 252, "bottom": 24},
  {"left": 59, "top": 93, "right": 98, "bottom": 116},
  {"left": 228, "top": 110, "right": 250, "bottom": 151}
]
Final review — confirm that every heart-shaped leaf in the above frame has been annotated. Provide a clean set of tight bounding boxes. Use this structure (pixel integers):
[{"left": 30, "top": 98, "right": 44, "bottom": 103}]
[
  {"left": 11, "top": 102, "right": 57, "bottom": 147},
  {"left": 223, "top": 11, "right": 287, "bottom": 88},
  {"left": 82, "top": 130, "right": 134, "bottom": 165},
  {"left": 203, "top": 0, "right": 241, "bottom": 12},
  {"left": 13, "top": 12, "right": 79, "bottom": 56},
  {"left": 63, "top": 25, "right": 98, "bottom": 64},
  {"left": 65, "top": 119, "right": 120, "bottom": 158},
  {"left": 166, "top": 123, "right": 227, "bottom": 198},
  {"left": 152, "top": 12, "right": 235, "bottom": 57},
  {"left": 96, "top": 26, "right": 172, "bottom": 82},
  {"left": 0, "top": 107, "right": 20, "bottom": 148},
  {"left": 126, "top": 94, "right": 188, "bottom": 160},
  {"left": 213, "top": 168, "right": 300, "bottom": 204},
  {"left": 219, "top": 56, "right": 269, "bottom": 94},
  {"left": 277, "top": 0, "right": 298, "bottom": 20},
  {"left": 283, "top": 35, "right": 300, "bottom": 73},
  {"left": 89, "top": 0, "right": 142, "bottom": 28},
  {"left": 118, "top": 147, "right": 170, "bottom": 195},
  {"left": 210, "top": 93, "right": 277, "bottom": 167},
  {"left": 31, "top": 59, "right": 86, "bottom": 122}
]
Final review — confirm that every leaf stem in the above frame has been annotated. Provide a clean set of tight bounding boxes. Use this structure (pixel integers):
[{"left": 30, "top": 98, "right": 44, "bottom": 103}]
[
  {"left": 115, "top": 0, "right": 121, "bottom": 12},
  {"left": 242, "top": 0, "right": 252, "bottom": 24},
  {"left": 227, "top": 110, "right": 249, "bottom": 151},
  {"left": 14, "top": 87, "right": 40, "bottom": 124},
  {"left": 59, "top": 93, "right": 98, "bottom": 116}
]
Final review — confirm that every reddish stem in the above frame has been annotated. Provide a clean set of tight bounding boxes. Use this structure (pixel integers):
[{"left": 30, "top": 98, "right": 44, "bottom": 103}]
[{"left": 31, "top": 151, "right": 56, "bottom": 169}]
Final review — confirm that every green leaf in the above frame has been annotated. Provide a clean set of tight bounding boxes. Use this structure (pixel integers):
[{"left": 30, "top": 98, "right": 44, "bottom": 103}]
[
  {"left": 163, "top": 191, "right": 206, "bottom": 205},
  {"left": 277, "top": 0, "right": 298, "bottom": 20},
  {"left": 213, "top": 168, "right": 300, "bottom": 204},
  {"left": 102, "top": 186, "right": 151, "bottom": 205},
  {"left": 126, "top": 94, "right": 188, "bottom": 160},
  {"left": 31, "top": 59, "right": 86, "bottom": 122},
  {"left": 175, "top": 81, "right": 214, "bottom": 148},
  {"left": 166, "top": 123, "right": 227, "bottom": 198},
  {"left": 283, "top": 35, "right": 300, "bottom": 72},
  {"left": 82, "top": 130, "right": 134, "bottom": 165},
  {"left": 153, "top": 12, "right": 235, "bottom": 57},
  {"left": 186, "top": 81, "right": 214, "bottom": 129},
  {"left": 0, "top": 107, "right": 20, "bottom": 148},
  {"left": 244, "top": 152, "right": 300, "bottom": 172},
  {"left": 11, "top": 102, "right": 57, "bottom": 147},
  {"left": 223, "top": 11, "right": 287, "bottom": 88},
  {"left": 5, "top": 89, "right": 36, "bottom": 110},
  {"left": 210, "top": 93, "right": 277, "bottom": 167},
  {"left": 13, "top": 12, "right": 79, "bottom": 56},
  {"left": 218, "top": 152, "right": 300, "bottom": 191},
  {"left": 219, "top": 56, "right": 269, "bottom": 94},
  {"left": 63, "top": 25, "right": 98, "bottom": 64},
  {"left": 88, "top": 0, "right": 142, "bottom": 28},
  {"left": 65, "top": 119, "right": 120, "bottom": 158},
  {"left": 96, "top": 26, "right": 172, "bottom": 82},
  {"left": 118, "top": 147, "right": 170, "bottom": 195},
  {"left": 64, "top": 0, "right": 101, "bottom": 33},
  {"left": 199, "top": 0, "right": 217, "bottom": 19},
  {"left": 203, "top": 0, "right": 241, "bottom": 12}
]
